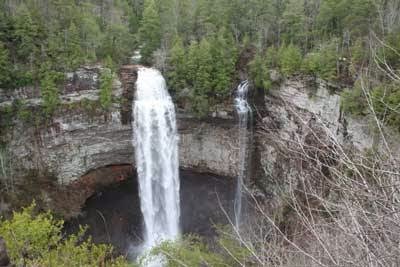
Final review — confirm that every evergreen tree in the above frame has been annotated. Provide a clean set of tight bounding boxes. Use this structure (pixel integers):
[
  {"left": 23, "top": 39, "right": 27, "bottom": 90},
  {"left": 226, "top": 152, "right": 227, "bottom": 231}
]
[
  {"left": 40, "top": 64, "right": 61, "bottom": 116},
  {"left": 41, "top": 74, "right": 60, "bottom": 116},
  {"left": 278, "top": 44, "right": 303, "bottom": 76},
  {"left": 139, "top": 0, "right": 162, "bottom": 64},
  {"left": 0, "top": 41, "right": 11, "bottom": 88},
  {"left": 168, "top": 36, "right": 187, "bottom": 92},
  {"left": 66, "top": 22, "right": 83, "bottom": 69},
  {"left": 210, "top": 29, "right": 237, "bottom": 99},
  {"left": 13, "top": 4, "right": 40, "bottom": 68},
  {"left": 193, "top": 38, "right": 213, "bottom": 96}
]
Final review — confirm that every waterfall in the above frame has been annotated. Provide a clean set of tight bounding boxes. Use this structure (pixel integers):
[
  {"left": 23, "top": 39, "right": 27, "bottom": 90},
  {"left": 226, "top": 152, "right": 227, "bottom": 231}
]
[
  {"left": 234, "top": 80, "right": 252, "bottom": 229},
  {"left": 133, "top": 67, "right": 180, "bottom": 250}
]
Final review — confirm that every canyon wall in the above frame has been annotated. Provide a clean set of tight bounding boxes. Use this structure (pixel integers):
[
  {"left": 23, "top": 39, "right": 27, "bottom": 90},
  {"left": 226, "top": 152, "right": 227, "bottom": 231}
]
[
  {"left": 0, "top": 65, "right": 241, "bottom": 186},
  {"left": 252, "top": 78, "right": 400, "bottom": 210},
  {"left": 2, "top": 65, "right": 398, "bottom": 217}
]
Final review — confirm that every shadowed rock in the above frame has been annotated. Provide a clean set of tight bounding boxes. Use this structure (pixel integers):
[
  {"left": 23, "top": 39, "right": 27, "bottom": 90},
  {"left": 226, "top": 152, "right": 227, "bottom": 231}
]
[{"left": 0, "top": 237, "right": 10, "bottom": 267}]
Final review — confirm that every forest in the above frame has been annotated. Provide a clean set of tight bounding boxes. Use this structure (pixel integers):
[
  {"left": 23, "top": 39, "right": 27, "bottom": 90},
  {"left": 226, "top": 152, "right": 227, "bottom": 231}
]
[
  {"left": 0, "top": 0, "right": 399, "bottom": 126},
  {"left": 1, "top": 0, "right": 400, "bottom": 266}
]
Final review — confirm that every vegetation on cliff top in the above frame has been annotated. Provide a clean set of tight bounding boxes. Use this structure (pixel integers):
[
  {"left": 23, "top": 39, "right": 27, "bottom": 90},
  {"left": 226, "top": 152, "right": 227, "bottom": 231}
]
[{"left": 1, "top": 0, "right": 399, "bottom": 124}]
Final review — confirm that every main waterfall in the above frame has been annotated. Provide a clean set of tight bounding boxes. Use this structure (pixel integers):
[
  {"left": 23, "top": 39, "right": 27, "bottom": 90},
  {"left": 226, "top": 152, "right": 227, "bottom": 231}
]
[
  {"left": 234, "top": 80, "right": 252, "bottom": 229},
  {"left": 133, "top": 67, "right": 180, "bottom": 250}
]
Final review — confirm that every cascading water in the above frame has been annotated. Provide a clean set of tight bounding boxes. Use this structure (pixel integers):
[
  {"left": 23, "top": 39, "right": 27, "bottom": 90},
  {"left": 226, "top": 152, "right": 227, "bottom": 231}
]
[
  {"left": 234, "top": 80, "right": 252, "bottom": 229},
  {"left": 133, "top": 67, "right": 180, "bottom": 250}
]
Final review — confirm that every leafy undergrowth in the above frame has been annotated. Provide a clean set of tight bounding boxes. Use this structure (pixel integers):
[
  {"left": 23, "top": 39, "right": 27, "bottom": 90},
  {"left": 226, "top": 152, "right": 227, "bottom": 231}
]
[{"left": 0, "top": 202, "right": 132, "bottom": 267}]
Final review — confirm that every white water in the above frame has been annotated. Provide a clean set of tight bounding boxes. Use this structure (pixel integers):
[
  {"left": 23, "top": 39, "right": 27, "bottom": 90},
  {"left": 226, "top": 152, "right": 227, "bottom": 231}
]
[
  {"left": 133, "top": 67, "right": 180, "bottom": 250},
  {"left": 234, "top": 80, "right": 252, "bottom": 229}
]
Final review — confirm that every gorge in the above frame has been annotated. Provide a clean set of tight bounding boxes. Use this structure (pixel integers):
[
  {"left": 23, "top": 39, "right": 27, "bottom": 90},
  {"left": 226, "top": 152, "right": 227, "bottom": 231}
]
[
  {"left": 1, "top": 0, "right": 400, "bottom": 265},
  {"left": 1, "top": 64, "right": 399, "bottom": 265}
]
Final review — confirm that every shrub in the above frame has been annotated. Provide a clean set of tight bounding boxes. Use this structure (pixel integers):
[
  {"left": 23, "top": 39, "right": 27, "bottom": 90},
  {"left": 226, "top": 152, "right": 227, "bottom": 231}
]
[
  {"left": 302, "top": 52, "right": 322, "bottom": 75},
  {"left": 99, "top": 68, "right": 114, "bottom": 110},
  {"left": 0, "top": 203, "right": 130, "bottom": 266},
  {"left": 371, "top": 83, "right": 400, "bottom": 131},
  {"left": 40, "top": 70, "right": 62, "bottom": 117},
  {"left": 302, "top": 42, "right": 338, "bottom": 81},
  {"left": 190, "top": 94, "right": 209, "bottom": 118},
  {"left": 278, "top": 44, "right": 302, "bottom": 76},
  {"left": 341, "top": 85, "right": 366, "bottom": 116},
  {"left": 141, "top": 230, "right": 252, "bottom": 267}
]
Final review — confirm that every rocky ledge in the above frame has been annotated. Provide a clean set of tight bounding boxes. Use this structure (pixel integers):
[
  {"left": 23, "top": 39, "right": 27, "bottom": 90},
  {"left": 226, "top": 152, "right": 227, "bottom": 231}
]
[{"left": 0, "top": 65, "right": 242, "bottom": 186}]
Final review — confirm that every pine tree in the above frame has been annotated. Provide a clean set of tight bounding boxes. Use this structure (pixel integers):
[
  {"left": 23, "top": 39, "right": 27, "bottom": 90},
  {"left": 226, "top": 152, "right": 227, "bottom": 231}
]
[
  {"left": 139, "top": 0, "right": 162, "bottom": 64},
  {"left": 0, "top": 41, "right": 11, "bottom": 88},
  {"left": 13, "top": 4, "right": 40, "bottom": 67},
  {"left": 40, "top": 68, "right": 61, "bottom": 116},
  {"left": 211, "top": 28, "right": 237, "bottom": 98},
  {"left": 66, "top": 22, "right": 83, "bottom": 69},
  {"left": 193, "top": 38, "right": 213, "bottom": 96},
  {"left": 278, "top": 44, "right": 303, "bottom": 76},
  {"left": 168, "top": 36, "right": 187, "bottom": 92}
]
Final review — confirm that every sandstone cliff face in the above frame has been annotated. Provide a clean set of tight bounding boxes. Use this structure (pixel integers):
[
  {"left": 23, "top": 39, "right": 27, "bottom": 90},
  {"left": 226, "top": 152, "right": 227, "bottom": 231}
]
[
  {"left": 252, "top": 77, "right": 400, "bottom": 209},
  {"left": 2, "top": 65, "right": 398, "bottom": 218},
  {"left": 0, "top": 65, "right": 241, "bottom": 186}
]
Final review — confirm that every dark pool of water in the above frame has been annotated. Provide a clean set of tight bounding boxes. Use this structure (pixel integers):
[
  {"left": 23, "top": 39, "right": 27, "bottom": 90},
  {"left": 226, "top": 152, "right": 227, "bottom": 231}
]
[{"left": 65, "top": 170, "right": 235, "bottom": 254}]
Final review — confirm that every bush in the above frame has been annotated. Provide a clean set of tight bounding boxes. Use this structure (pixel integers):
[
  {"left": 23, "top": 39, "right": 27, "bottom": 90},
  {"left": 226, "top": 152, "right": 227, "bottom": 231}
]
[
  {"left": 302, "top": 42, "right": 337, "bottom": 81},
  {"left": 0, "top": 203, "right": 130, "bottom": 266},
  {"left": 40, "top": 69, "right": 62, "bottom": 117},
  {"left": 371, "top": 83, "right": 400, "bottom": 131},
  {"left": 278, "top": 44, "right": 302, "bottom": 76},
  {"left": 341, "top": 84, "right": 366, "bottom": 116},
  {"left": 302, "top": 52, "right": 322, "bottom": 75},
  {"left": 141, "top": 230, "right": 252, "bottom": 267},
  {"left": 99, "top": 68, "right": 114, "bottom": 110}
]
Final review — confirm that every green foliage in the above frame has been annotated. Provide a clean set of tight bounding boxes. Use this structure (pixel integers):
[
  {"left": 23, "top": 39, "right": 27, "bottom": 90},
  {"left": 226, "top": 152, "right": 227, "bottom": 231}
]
[
  {"left": 168, "top": 37, "right": 187, "bottom": 92},
  {"left": 139, "top": 0, "right": 162, "bottom": 64},
  {"left": 248, "top": 52, "right": 271, "bottom": 90},
  {"left": 142, "top": 235, "right": 225, "bottom": 266},
  {"left": 66, "top": 22, "right": 84, "bottom": 69},
  {"left": 40, "top": 66, "right": 62, "bottom": 117},
  {"left": 141, "top": 230, "right": 252, "bottom": 267},
  {"left": 278, "top": 44, "right": 303, "bottom": 76},
  {"left": 302, "top": 52, "right": 322, "bottom": 75},
  {"left": 0, "top": 203, "right": 131, "bottom": 266},
  {"left": 99, "top": 69, "right": 114, "bottom": 110},
  {"left": 99, "top": 23, "right": 134, "bottom": 65},
  {"left": 341, "top": 84, "right": 366, "bottom": 116},
  {"left": 342, "top": 80, "right": 400, "bottom": 132},
  {"left": 167, "top": 32, "right": 237, "bottom": 117},
  {"left": 371, "top": 83, "right": 400, "bottom": 131},
  {"left": 13, "top": 4, "right": 40, "bottom": 63},
  {"left": 378, "top": 32, "right": 400, "bottom": 70},
  {"left": 190, "top": 94, "right": 210, "bottom": 118},
  {"left": 350, "top": 38, "right": 368, "bottom": 70},
  {"left": 0, "top": 203, "right": 63, "bottom": 264},
  {"left": 0, "top": 41, "right": 11, "bottom": 88},
  {"left": 210, "top": 28, "right": 237, "bottom": 98},
  {"left": 303, "top": 42, "right": 338, "bottom": 81}
]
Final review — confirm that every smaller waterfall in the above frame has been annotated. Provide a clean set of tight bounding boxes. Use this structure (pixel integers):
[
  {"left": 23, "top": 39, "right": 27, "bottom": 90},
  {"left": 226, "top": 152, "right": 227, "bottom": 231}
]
[
  {"left": 234, "top": 80, "right": 252, "bottom": 229},
  {"left": 133, "top": 68, "right": 180, "bottom": 250}
]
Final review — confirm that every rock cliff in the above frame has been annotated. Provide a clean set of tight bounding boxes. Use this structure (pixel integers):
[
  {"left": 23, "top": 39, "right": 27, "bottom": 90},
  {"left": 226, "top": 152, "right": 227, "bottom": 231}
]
[
  {"left": 0, "top": 65, "right": 241, "bottom": 185},
  {"left": 252, "top": 77, "right": 400, "bottom": 211},
  {"left": 1, "top": 65, "right": 398, "bottom": 218}
]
